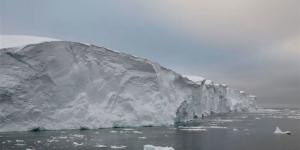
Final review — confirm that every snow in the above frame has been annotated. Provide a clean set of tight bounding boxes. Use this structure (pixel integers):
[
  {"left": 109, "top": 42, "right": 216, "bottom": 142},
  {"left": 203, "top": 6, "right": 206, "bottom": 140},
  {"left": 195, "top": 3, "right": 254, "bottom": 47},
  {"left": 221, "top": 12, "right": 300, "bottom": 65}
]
[
  {"left": 274, "top": 126, "right": 291, "bottom": 135},
  {"left": 144, "top": 145, "right": 175, "bottom": 150},
  {"left": 183, "top": 75, "right": 205, "bottom": 82},
  {"left": 0, "top": 41, "right": 257, "bottom": 132}
]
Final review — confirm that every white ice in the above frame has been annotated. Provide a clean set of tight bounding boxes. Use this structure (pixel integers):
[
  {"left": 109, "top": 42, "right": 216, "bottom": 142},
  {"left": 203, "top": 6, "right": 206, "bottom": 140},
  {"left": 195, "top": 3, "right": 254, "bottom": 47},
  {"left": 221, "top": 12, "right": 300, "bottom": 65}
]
[
  {"left": 274, "top": 126, "right": 291, "bottom": 135},
  {"left": 0, "top": 41, "right": 257, "bottom": 131},
  {"left": 144, "top": 145, "right": 175, "bottom": 150}
]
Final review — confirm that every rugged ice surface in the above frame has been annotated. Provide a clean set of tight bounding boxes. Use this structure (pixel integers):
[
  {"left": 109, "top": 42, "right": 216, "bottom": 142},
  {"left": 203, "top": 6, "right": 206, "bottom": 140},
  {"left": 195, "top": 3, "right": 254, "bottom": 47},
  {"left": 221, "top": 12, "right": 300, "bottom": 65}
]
[{"left": 0, "top": 41, "right": 257, "bottom": 131}]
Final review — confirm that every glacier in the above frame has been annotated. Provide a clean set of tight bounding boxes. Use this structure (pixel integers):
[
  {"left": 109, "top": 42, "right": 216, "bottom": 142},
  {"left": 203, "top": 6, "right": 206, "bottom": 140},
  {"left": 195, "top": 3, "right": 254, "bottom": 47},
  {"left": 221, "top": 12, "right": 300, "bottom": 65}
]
[{"left": 0, "top": 41, "right": 257, "bottom": 132}]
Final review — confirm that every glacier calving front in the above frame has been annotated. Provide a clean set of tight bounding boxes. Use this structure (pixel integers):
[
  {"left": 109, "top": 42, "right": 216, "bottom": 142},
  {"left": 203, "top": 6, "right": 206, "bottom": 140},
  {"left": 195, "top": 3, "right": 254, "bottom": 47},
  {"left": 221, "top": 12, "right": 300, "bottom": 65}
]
[{"left": 0, "top": 41, "right": 257, "bottom": 131}]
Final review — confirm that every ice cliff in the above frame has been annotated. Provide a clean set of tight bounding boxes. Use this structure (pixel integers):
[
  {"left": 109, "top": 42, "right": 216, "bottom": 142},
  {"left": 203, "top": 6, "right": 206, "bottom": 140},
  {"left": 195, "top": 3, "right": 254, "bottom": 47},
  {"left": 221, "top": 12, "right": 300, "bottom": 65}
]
[{"left": 0, "top": 41, "right": 257, "bottom": 131}]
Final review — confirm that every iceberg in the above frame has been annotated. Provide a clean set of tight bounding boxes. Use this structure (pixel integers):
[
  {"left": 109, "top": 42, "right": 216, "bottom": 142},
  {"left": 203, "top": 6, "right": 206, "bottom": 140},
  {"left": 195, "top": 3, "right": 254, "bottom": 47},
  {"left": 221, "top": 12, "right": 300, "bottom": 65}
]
[
  {"left": 0, "top": 41, "right": 257, "bottom": 131},
  {"left": 274, "top": 126, "right": 291, "bottom": 135}
]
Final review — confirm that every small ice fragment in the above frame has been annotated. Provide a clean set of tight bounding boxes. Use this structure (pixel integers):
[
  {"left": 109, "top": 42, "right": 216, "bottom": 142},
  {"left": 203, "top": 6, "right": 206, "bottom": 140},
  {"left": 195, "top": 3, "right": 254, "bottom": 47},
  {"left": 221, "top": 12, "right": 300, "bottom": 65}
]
[
  {"left": 73, "top": 142, "right": 84, "bottom": 146},
  {"left": 16, "top": 140, "right": 24, "bottom": 143},
  {"left": 132, "top": 130, "right": 143, "bottom": 134},
  {"left": 72, "top": 134, "right": 84, "bottom": 138},
  {"left": 178, "top": 126, "right": 207, "bottom": 131},
  {"left": 95, "top": 144, "right": 107, "bottom": 148},
  {"left": 144, "top": 145, "right": 175, "bottom": 150},
  {"left": 58, "top": 136, "right": 68, "bottom": 139},
  {"left": 207, "top": 126, "right": 227, "bottom": 129},
  {"left": 110, "top": 130, "right": 118, "bottom": 133},
  {"left": 110, "top": 145, "right": 127, "bottom": 149},
  {"left": 274, "top": 126, "right": 292, "bottom": 135},
  {"left": 139, "top": 136, "right": 147, "bottom": 139},
  {"left": 122, "top": 128, "right": 134, "bottom": 131},
  {"left": 233, "top": 128, "right": 238, "bottom": 131}
]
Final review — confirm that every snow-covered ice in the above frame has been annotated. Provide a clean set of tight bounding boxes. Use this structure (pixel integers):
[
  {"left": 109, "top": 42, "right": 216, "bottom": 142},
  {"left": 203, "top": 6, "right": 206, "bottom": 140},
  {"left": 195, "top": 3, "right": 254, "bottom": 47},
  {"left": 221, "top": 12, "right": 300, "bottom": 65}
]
[{"left": 0, "top": 41, "right": 257, "bottom": 131}]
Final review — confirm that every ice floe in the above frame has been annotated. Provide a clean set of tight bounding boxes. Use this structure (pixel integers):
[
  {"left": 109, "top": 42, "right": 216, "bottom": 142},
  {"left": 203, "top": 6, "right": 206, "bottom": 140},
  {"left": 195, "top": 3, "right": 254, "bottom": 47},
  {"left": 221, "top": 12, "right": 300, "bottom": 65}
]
[
  {"left": 73, "top": 142, "right": 84, "bottom": 146},
  {"left": 95, "top": 144, "right": 107, "bottom": 148},
  {"left": 144, "top": 145, "right": 175, "bottom": 150},
  {"left": 110, "top": 145, "right": 127, "bottom": 149}
]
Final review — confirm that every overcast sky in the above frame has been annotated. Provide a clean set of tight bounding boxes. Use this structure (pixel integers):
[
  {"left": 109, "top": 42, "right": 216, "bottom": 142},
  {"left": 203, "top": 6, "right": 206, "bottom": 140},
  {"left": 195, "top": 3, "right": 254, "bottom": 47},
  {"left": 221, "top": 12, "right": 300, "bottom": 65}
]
[{"left": 0, "top": 0, "right": 299, "bottom": 107}]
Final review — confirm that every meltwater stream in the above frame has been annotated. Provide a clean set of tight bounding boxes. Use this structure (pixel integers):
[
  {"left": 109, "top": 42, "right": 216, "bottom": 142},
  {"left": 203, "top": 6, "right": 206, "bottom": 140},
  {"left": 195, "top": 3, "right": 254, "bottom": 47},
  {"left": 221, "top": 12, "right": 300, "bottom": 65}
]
[{"left": 1, "top": 108, "right": 299, "bottom": 150}]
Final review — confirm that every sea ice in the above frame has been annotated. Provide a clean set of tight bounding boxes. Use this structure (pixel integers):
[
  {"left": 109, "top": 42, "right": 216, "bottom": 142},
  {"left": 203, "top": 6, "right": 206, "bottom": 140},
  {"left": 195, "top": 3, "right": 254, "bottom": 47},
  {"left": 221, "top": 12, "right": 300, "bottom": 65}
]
[
  {"left": 110, "top": 145, "right": 127, "bottom": 149},
  {"left": 144, "top": 145, "right": 175, "bottom": 150}
]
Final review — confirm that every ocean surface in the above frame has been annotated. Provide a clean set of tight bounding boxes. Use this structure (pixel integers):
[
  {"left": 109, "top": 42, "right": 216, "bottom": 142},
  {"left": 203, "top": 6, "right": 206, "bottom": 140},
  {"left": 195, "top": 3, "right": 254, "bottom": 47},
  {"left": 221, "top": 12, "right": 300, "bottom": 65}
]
[{"left": 0, "top": 108, "right": 299, "bottom": 150}]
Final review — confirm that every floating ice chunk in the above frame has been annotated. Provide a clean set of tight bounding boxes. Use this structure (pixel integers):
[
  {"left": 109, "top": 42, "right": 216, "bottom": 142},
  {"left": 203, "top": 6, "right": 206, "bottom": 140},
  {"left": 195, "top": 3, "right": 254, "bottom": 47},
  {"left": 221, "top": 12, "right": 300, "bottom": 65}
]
[
  {"left": 139, "top": 136, "right": 147, "bottom": 139},
  {"left": 72, "top": 134, "right": 84, "bottom": 138},
  {"left": 95, "top": 144, "right": 107, "bottom": 148},
  {"left": 47, "top": 138, "right": 59, "bottom": 143},
  {"left": 206, "top": 126, "right": 227, "bottom": 129},
  {"left": 110, "top": 145, "right": 127, "bottom": 149},
  {"left": 122, "top": 128, "right": 134, "bottom": 131},
  {"left": 233, "top": 128, "right": 238, "bottom": 131},
  {"left": 212, "top": 119, "right": 240, "bottom": 123},
  {"left": 132, "top": 130, "right": 143, "bottom": 134},
  {"left": 178, "top": 126, "right": 207, "bottom": 131},
  {"left": 274, "top": 126, "right": 291, "bottom": 135},
  {"left": 16, "top": 140, "right": 24, "bottom": 143},
  {"left": 144, "top": 145, "right": 175, "bottom": 150},
  {"left": 58, "top": 136, "right": 68, "bottom": 139},
  {"left": 73, "top": 142, "right": 84, "bottom": 146}
]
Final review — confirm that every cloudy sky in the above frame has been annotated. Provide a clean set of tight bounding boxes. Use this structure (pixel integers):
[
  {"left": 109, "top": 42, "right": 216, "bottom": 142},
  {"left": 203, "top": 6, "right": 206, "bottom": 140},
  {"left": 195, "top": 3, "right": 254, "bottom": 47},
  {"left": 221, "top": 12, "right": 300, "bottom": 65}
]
[{"left": 1, "top": 0, "right": 299, "bottom": 107}]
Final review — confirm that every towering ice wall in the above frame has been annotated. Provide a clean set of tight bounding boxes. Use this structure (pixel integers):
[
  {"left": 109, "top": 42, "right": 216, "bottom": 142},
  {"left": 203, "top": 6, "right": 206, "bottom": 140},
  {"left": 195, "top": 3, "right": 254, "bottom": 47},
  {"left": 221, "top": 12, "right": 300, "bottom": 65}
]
[{"left": 0, "top": 41, "right": 257, "bottom": 131}]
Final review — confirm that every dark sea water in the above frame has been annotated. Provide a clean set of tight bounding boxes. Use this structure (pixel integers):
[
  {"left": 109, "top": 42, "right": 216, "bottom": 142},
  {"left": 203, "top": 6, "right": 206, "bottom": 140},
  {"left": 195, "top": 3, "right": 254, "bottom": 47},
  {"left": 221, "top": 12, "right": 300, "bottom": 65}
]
[{"left": 1, "top": 108, "right": 300, "bottom": 150}]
